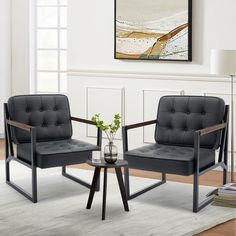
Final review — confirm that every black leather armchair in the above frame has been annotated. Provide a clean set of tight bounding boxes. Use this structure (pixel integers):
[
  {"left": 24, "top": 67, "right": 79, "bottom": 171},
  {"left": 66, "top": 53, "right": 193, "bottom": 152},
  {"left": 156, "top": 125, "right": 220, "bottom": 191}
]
[
  {"left": 4, "top": 94, "right": 102, "bottom": 203},
  {"left": 122, "top": 96, "right": 229, "bottom": 212}
]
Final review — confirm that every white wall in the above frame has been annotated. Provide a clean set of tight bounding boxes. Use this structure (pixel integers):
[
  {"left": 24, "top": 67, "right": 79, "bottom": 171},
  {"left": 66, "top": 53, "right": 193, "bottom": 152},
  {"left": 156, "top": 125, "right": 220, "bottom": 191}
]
[
  {"left": 68, "top": 0, "right": 236, "bottom": 74},
  {"left": 0, "top": 0, "right": 32, "bottom": 136},
  {"left": 11, "top": 0, "right": 31, "bottom": 96},
  {"left": 0, "top": 0, "right": 12, "bottom": 137},
  {"left": 67, "top": 0, "right": 236, "bottom": 171}
]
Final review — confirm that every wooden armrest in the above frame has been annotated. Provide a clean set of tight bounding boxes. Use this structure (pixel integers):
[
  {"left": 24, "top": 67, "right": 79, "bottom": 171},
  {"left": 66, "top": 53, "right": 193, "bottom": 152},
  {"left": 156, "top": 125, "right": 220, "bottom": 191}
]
[
  {"left": 124, "top": 119, "right": 157, "bottom": 130},
  {"left": 71, "top": 116, "right": 102, "bottom": 147},
  {"left": 197, "top": 123, "right": 227, "bottom": 136},
  {"left": 6, "top": 119, "right": 34, "bottom": 132},
  {"left": 71, "top": 116, "right": 96, "bottom": 125}
]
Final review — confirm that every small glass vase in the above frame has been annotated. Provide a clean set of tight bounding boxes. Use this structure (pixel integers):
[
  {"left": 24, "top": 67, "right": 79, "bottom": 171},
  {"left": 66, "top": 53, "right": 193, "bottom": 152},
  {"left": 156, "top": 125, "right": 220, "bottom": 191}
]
[{"left": 104, "top": 141, "right": 118, "bottom": 164}]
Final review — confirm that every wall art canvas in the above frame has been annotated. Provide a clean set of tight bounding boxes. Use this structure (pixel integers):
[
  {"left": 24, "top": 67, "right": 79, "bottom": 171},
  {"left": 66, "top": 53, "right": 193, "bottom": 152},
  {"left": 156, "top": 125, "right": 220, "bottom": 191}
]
[{"left": 115, "top": 0, "right": 192, "bottom": 61}]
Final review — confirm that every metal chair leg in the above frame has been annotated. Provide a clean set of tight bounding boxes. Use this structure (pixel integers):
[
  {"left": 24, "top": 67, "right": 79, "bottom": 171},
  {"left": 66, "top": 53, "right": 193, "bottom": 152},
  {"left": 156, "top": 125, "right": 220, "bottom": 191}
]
[
  {"left": 223, "top": 166, "right": 228, "bottom": 185},
  {"left": 193, "top": 172, "right": 199, "bottom": 213},
  {"left": 32, "top": 166, "right": 38, "bottom": 203},
  {"left": 193, "top": 172, "right": 215, "bottom": 213},
  {"left": 124, "top": 167, "right": 130, "bottom": 198},
  {"left": 6, "top": 159, "right": 38, "bottom": 203},
  {"left": 62, "top": 166, "right": 92, "bottom": 190},
  {"left": 5, "top": 161, "right": 10, "bottom": 182},
  {"left": 162, "top": 173, "right": 166, "bottom": 181},
  {"left": 124, "top": 167, "right": 166, "bottom": 200}
]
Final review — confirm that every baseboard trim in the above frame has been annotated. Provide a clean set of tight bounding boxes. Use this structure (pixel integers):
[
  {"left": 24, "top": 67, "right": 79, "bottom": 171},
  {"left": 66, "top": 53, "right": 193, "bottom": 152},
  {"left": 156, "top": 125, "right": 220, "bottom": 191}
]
[
  {"left": 67, "top": 69, "right": 234, "bottom": 83},
  {"left": 0, "top": 134, "right": 4, "bottom": 139}
]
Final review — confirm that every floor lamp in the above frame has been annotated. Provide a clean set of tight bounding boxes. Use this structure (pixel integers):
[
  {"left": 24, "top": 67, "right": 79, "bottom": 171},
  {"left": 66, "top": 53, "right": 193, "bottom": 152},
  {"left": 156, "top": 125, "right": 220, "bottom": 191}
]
[{"left": 211, "top": 49, "right": 236, "bottom": 183}]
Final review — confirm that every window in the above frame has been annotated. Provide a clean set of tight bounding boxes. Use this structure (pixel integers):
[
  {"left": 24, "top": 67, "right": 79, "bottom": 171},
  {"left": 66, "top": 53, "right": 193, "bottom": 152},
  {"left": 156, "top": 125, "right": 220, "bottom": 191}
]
[{"left": 35, "top": 0, "right": 67, "bottom": 93}]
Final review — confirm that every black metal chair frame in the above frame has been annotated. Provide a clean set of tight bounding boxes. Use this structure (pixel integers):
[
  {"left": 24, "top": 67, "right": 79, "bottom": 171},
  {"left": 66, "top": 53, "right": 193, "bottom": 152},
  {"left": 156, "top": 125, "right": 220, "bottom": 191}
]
[
  {"left": 4, "top": 103, "right": 102, "bottom": 203},
  {"left": 122, "top": 106, "right": 229, "bottom": 212}
]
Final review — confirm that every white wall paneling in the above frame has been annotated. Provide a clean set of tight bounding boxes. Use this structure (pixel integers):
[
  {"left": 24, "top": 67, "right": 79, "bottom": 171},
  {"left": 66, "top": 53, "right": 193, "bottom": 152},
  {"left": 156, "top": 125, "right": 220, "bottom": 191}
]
[
  {"left": 68, "top": 69, "right": 232, "bottom": 83},
  {"left": 143, "top": 89, "right": 184, "bottom": 144},
  {"left": 86, "top": 87, "right": 125, "bottom": 140}
]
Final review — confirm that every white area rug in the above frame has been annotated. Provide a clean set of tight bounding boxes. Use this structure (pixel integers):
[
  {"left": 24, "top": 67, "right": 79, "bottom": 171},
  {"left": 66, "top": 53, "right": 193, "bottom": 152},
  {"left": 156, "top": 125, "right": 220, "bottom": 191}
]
[{"left": 0, "top": 161, "right": 235, "bottom": 236}]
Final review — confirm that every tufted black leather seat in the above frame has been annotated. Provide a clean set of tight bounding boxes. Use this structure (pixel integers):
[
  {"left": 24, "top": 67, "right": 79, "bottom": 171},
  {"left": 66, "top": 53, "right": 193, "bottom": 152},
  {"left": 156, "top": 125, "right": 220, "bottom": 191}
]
[
  {"left": 126, "top": 144, "right": 215, "bottom": 175},
  {"left": 17, "top": 139, "right": 100, "bottom": 168}
]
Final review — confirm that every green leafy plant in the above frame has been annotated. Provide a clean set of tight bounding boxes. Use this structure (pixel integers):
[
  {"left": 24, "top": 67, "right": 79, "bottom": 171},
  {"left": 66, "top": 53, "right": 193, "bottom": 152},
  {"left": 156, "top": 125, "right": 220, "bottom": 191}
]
[{"left": 91, "top": 113, "right": 121, "bottom": 143}]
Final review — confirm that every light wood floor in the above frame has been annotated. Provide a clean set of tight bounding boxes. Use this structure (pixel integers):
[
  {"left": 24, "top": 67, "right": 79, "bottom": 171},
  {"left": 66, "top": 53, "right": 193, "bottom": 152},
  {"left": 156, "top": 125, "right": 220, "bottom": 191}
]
[{"left": 0, "top": 139, "right": 235, "bottom": 235}]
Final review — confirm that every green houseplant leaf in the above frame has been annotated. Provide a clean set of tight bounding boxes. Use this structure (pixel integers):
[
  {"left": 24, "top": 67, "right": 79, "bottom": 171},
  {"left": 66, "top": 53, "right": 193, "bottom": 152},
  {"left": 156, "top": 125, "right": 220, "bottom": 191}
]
[{"left": 91, "top": 113, "right": 121, "bottom": 142}]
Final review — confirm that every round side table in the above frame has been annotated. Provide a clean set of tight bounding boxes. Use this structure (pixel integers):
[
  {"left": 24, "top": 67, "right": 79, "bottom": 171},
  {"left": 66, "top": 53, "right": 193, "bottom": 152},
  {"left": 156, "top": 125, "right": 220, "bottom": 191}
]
[{"left": 86, "top": 159, "right": 129, "bottom": 220}]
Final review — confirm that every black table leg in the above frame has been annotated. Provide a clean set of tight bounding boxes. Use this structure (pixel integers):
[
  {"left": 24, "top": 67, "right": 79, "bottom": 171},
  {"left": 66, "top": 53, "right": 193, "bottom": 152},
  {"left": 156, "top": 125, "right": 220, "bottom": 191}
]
[
  {"left": 95, "top": 171, "right": 100, "bottom": 192},
  {"left": 86, "top": 167, "right": 101, "bottom": 209},
  {"left": 102, "top": 167, "right": 107, "bottom": 220},
  {"left": 115, "top": 168, "right": 129, "bottom": 212}
]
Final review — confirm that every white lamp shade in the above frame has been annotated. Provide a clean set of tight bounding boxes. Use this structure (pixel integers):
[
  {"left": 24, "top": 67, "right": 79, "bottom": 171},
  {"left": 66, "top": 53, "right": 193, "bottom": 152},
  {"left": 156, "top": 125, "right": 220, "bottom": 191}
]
[{"left": 211, "top": 49, "right": 236, "bottom": 76}]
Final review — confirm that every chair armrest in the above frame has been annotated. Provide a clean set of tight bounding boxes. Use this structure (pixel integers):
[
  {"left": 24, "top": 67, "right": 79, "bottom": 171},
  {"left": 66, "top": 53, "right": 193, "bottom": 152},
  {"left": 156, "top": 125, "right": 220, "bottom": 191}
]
[
  {"left": 193, "top": 122, "right": 228, "bottom": 172},
  {"left": 6, "top": 119, "right": 34, "bottom": 132},
  {"left": 124, "top": 119, "right": 157, "bottom": 130},
  {"left": 196, "top": 123, "right": 227, "bottom": 136},
  {"left": 122, "top": 119, "right": 157, "bottom": 152},
  {"left": 70, "top": 116, "right": 102, "bottom": 148},
  {"left": 5, "top": 119, "right": 36, "bottom": 165},
  {"left": 71, "top": 116, "right": 96, "bottom": 125}
]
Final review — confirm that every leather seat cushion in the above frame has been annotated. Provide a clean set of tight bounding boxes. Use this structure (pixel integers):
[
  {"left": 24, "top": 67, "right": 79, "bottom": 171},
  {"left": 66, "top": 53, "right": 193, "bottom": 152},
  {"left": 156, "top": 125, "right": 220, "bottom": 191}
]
[
  {"left": 125, "top": 143, "right": 215, "bottom": 176},
  {"left": 17, "top": 139, "right": 100, "bottom": 168}
]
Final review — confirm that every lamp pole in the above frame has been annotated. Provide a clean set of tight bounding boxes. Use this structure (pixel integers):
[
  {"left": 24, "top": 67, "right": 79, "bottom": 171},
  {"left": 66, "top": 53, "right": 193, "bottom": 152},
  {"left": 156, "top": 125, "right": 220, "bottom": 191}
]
[{"left": 230, "top": 75, "right": 235, "bottom": 182}]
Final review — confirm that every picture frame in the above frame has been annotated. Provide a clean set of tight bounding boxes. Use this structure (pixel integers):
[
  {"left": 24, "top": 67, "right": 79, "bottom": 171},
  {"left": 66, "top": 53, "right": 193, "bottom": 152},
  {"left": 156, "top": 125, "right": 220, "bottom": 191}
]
[{"left": 114, "top": 0, "right": 192, "bottom": 61}]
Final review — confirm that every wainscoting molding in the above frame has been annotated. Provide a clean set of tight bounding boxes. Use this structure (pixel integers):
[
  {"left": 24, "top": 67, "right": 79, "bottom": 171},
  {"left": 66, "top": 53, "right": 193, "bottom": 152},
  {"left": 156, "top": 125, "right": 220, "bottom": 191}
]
[{"left": 67, "top": 69, "right": 235, "bottom": 83}]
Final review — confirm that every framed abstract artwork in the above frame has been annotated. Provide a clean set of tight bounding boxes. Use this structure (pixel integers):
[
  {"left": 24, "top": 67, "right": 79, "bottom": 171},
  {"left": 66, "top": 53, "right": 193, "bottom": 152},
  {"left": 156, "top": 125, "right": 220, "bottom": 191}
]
[{"left": 114, "top": 0, "right": 192, "bottom": 61}]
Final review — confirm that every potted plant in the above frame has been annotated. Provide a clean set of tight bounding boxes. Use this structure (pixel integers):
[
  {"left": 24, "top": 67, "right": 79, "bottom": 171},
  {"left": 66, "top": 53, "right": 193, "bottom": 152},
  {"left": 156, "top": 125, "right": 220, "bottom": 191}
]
[{"left": 91, "top": 113, "right": 121, "bottom": 163}]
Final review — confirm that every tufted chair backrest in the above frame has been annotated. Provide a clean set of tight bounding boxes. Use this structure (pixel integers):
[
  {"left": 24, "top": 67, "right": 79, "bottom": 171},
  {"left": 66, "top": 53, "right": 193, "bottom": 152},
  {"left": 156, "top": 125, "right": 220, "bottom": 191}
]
[
  {"left": 8, "top": 94, "right": 72, "bottom": 143},
  {"left": 155, "top": 96, "right": 225, "bottom": 149}
]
